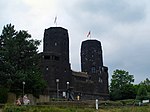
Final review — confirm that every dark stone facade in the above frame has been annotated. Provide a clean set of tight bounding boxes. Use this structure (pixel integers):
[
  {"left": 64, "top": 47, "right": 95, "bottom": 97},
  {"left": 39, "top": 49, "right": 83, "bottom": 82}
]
[
  {"left": 80, "top": 40, "right": 109, "bottom": 94},
  {"left": 39, "top": 27, "right": 72, "bottom": 98},
  {"left": 39, "top": 27, "right": 109, "bottom": 100},
  {"left": 81, "top": 40, "right": 103, "bottom": 74}
]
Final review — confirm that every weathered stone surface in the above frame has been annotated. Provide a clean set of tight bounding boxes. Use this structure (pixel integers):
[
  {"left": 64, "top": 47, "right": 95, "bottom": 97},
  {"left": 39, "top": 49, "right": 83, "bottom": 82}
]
[{"left": 39, "top": 27, "right": 109, "bottom": 100}]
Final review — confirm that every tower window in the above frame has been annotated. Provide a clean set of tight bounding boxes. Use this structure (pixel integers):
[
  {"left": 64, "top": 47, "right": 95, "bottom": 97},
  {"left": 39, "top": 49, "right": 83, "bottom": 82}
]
[
  {"left": 91, "top": 66, "right": 96, "bottom": 73},
  {"left": 46, "top": 66, "right": 49, "bottom": 70},
  {"left": 99, "top": 77, "right": 103, "bottom": 83},
  {"left": 54, "top": 42, "right": 57, "bottom": 46},
  {"left": 44, "top": 55, "right": 50, "bottom": 59},
  {"left": 54, "top": 56, "right": 60, "bottom": 61}
]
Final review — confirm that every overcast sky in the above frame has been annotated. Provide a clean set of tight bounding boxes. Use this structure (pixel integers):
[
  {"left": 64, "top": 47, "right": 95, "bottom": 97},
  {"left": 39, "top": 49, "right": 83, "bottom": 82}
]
[{"left": 0, "top": 0, "right": 150, "bottom": 84}]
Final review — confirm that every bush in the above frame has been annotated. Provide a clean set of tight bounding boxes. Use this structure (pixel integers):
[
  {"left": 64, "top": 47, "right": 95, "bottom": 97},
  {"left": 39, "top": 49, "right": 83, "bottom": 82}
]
[{"left": 0, "top": 86, "right": 8, "bottom": 103}]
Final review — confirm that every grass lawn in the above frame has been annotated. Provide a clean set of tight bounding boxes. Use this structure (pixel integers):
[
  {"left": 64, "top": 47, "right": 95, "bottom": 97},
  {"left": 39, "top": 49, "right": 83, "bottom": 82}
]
[
  {"left": 2, "top": 104, "right": 150, "bottom": 112},
  {"left": 99, "top": 106, "right": 150, "bottom": 112}
]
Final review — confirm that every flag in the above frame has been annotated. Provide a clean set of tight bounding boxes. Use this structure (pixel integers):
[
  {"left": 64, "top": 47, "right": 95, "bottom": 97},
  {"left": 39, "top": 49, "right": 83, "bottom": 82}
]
[
  {"left": 54, "top": 16, "right": 57, "bottom": 24},
  {"left": 87, "top": 31, "right": 91, "bottom": 37}
]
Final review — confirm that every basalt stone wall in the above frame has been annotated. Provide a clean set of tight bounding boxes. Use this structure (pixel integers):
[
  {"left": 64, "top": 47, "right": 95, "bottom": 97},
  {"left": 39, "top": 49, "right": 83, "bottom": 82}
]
[
  {"left": 39, "top": 27, "right": 109, "bottom": 100},
  {"left": 80, "top": 40, "right": 109, "bottom": 99},
  {"left": 40, "top": 27, "right": 72, "bottom": 94},
  {"left": 81, "top": 40, "right": 103, "bottom": 75}
]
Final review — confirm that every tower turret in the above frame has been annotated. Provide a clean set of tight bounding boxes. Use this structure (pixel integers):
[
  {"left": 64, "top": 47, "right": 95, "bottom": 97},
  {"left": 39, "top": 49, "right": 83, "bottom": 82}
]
[
  {"left": 40, "top": 27, "right": 71, "bottom": 97},
  {"left": 81, "top": 40, "right": 103, "bottom": 75},
  {"left": 80, "top": 39, "right": 109, "bottom": 95}
]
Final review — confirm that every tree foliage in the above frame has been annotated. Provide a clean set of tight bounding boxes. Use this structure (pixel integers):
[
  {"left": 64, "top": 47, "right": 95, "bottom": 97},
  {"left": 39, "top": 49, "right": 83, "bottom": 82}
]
[
  {"left": 137, "top": 85, "right": 147, "bottom": 96},
  {"left": 136, "top": 85, "right": 148, "bottom": 101},
  {"left": 0, "top": 24, "right": 46, "bottom": 96},
  {"left": 140, "top": 78, "right": 150, "bottom": 92},
  {"left": 0, "top": 86, "right": 8, "bottom": 103},
  {"left": 110, "top": 69, "right": 135, "bottom": 100},
  {"left": 136, "top": 78, "right": 150, "bottom": 101}
]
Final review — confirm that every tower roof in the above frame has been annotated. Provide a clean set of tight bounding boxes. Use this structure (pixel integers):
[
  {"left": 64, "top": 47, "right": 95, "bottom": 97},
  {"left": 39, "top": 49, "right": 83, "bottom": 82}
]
[
  {"left": 45, "top": 27, "right": 68, "bottom": 32},
  {"left": 82, "top": 39, "right": 101, "bottom": 45}
]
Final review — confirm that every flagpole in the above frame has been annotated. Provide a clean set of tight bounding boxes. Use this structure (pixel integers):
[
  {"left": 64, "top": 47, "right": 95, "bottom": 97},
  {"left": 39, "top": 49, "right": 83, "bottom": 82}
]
[
  {"left": 87, "top": 31, "right": 91, "bottom": 40},
  {"left": 90, "top": 31, "right": 91, "bottom": 40},
  {"left": 54, "top": 16, "right": 57, "bottom": 27}
]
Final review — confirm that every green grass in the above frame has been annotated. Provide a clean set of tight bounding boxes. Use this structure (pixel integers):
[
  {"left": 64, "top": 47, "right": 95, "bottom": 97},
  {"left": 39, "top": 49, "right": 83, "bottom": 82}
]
[
  {"left": 3, "top": 105, "right": 95, "bottom": 112},
  {"left": 100, "top": 106, "right": 150, "bottom": 112},
  {"left": 2, "top": 100, "right": 150, "bottom": 112},
  {"left": 2, "top": 104, "right": 150, "bottom": 112}
]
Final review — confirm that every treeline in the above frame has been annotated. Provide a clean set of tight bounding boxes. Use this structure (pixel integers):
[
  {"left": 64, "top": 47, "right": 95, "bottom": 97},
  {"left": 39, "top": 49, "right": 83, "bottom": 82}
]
[{"left": 110, "top": 69, "right": 150, "bottom": 101}]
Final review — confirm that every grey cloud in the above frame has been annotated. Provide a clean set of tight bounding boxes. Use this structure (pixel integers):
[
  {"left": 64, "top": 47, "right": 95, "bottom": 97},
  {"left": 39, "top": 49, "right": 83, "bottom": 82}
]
[
  {"left": 74, "top": 0, "right": 145, "bottom": 23},
  {"left": 0, "top": 0, "right": 30, "bottom": 14},
  {"left": 105, "top": 35, "right": 150, "bottom": 84},
  {"left": 0, "top": 0, "right": 30, "bottom": 30},
  {"left": 63, "top": 0, "right": 146, "bottom": 39},
  {"left": 0, "top": 0, "right": 149, "bottom": 84}
]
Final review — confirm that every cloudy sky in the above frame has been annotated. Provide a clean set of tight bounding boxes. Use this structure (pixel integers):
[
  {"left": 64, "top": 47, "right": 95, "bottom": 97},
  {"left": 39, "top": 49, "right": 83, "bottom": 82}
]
[{"left": 0, "top": 0, "right": 150, "bottom": 84}]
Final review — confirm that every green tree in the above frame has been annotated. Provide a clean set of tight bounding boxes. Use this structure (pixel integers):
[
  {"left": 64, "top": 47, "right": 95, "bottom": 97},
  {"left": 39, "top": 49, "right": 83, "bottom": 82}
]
[
  {"left": 121, "top": 84, "right": 137, "bottom": 99},
  {"left": 0, "top": 86, "right": 8, "bottom": 103},
  {"left": 136, "top": 85, "right": 148, "bottom": 101},
  {"left": 140, "top": 78, "right": 150, "bottom": 92},
  {"left": 137, "top": 78, "right": 150, "bottom": 101},
  {"left": 110, "top": 69, "right": 135, "bottom": 100},
  {"left": 0, "top": 24, "right": 46, "bottom": 96},
  {"left": 0, "top": 24, "right": 16, "bottom": 87}
]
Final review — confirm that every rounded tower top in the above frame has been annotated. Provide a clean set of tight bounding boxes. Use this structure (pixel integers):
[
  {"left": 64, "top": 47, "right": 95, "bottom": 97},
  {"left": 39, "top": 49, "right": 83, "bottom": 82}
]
[
  {"left": 43, "top": 27, "right": 69, "bottom": 53},
  {"left": 81, "top": 39, "right": 102, "bottom": 49},
  {"left": 45, "top": 27, "right": 68, "bottom": 34},
  {"left": 81, "top": 39, "right": 103, "bottom": 74}
]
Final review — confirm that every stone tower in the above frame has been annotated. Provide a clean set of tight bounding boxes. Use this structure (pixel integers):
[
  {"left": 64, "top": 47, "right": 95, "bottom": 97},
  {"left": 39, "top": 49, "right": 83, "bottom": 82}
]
[
  {"left": 39, "top": 26, "right": 109, "bottom": 99},
  {"left": 40, "top": 27, "right": 72, "bottom": 97},
  {"left": 81, "top": 39, "right": 109, "bottom": 94},
  {"left": 81, "top": 40, "right": 103, "bottom": 75}
]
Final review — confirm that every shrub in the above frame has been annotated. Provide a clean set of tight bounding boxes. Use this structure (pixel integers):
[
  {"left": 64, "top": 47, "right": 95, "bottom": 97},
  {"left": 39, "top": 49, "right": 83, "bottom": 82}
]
[{"left": 0, "top": 86, "right": 8, "bottom": 103}]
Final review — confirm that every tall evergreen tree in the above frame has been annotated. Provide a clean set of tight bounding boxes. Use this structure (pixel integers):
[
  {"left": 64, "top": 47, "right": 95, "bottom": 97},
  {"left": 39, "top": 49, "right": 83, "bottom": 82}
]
[{"left": 0, "top": 24, "right": 46, "bottom": 96}]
